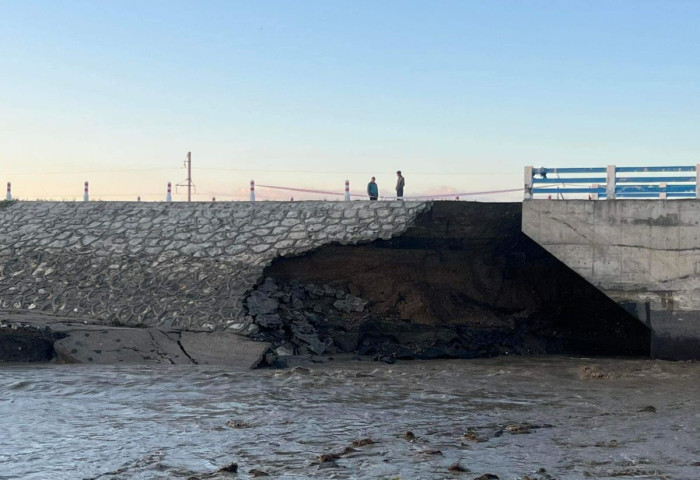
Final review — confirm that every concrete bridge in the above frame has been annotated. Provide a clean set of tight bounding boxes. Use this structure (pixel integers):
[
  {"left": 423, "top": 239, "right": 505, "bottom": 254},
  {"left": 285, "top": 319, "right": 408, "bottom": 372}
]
[{"left": 523, "top": 199, "right": 700, "bottom": 360}]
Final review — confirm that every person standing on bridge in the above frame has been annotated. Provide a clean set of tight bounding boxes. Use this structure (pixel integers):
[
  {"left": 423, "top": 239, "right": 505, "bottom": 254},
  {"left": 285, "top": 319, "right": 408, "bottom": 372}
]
[
  {"left": 367, "top": 177, "right": 379, "bottom": 200},
  {"left": 395, "top": 170, "right": 405, "bottom": 200}
]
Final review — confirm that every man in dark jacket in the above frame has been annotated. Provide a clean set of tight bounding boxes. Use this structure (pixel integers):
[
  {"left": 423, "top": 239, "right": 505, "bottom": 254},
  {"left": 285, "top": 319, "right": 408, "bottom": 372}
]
[
  {"left": 395, "top": 171, "right": 405, "bottom": 200},
  {"left": 367, "top": 177, "right": 379, "bottom": 200}
]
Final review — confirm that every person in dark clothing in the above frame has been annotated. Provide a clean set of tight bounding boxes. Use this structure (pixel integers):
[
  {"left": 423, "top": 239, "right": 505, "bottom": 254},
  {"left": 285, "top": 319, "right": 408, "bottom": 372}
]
[
  {"left": 395, "top": 170, "right": 405, "bottom": 200},
  {"left": 367, "top": 176, "right": 379, "bottom": 200}
]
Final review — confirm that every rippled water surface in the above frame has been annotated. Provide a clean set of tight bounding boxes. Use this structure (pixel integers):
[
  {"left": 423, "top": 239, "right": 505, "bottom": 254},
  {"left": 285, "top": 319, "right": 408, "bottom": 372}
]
[{"left": 1, "top": 357, "right": 698, "bottom": 480}]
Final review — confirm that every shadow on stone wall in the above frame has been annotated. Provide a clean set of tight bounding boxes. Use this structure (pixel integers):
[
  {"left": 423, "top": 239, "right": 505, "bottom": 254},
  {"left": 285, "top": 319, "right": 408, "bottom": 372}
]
[{"left": 258, "top": 202, "right": 651, "bottom": 360}]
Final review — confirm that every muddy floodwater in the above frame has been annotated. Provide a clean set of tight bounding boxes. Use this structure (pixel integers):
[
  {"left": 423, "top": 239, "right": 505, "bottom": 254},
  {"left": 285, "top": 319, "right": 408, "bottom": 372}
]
[{"left": 1, "top": 357, "right": 698, "bottom": 480}]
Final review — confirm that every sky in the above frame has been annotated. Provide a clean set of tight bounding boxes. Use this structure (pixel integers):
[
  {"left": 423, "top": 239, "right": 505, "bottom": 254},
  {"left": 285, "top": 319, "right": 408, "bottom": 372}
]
[{"left": 1, "top": 0, "right": 699, "bottom": 202}]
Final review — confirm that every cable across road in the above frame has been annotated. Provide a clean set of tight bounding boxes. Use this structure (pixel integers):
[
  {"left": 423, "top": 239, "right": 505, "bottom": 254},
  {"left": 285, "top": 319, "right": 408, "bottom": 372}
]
[{"left": 255, "top": 184, "right": 523, "bottom": 199}]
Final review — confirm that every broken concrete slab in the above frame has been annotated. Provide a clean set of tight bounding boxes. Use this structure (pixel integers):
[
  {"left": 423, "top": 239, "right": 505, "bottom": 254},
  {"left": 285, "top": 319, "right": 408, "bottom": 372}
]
[
  {"left": 179, "top": 331, "right": 270, "bottom": 368},
  {"left": 53, "top": 326, "right": 190, "bottom": 365}
]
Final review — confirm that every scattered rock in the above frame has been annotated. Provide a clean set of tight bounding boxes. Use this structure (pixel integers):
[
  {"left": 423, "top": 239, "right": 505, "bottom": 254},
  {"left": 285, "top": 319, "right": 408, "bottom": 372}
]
[
  {"left": 255, "top": 314, "right": 283, "bottom": 328},
  {"left": 294, "top": 332, "right": 332, "bottom": 355},
  {"left": 226, "top": 419, "right": 254, "bottom": 429},
  {"left": 420, "top": 449, "right": 443, "bottom": 455},
  {"left": 518, "top": 467, "right": 554, "bottom": 480},
  {"left": 638, "top": 405, "right": 657, "bottom": 413},
  {"left": 448, "top": 461, "right": 468, "bottom": 473},
  {"left": 352, "top": 438, "right": 375, "bottom": 447},
  {"left": 217, "top": 462, "right": 238, "bottom": 473},
  {"left": 317, "top": 453, "right": 341, "bottom": 463},
  {"left": 504, "top": 423, "right": 535, "bottom": 435},
  {"left": 473, "top": 475, "right": 499, "bottom": 480},
  {"left": 332, "top": 295, "right": 367, "bottom": 313},
  {"left": 375, "top": 353, "right": 397, "bottom": 364},
  {"left": 579, "top": 365, "right": 614, "bottom": 379},
  {"left": 248, "top": 468, "right": 270, "bottom": 477},
  {"left": 246, "top": 291, "right": 279, "bottom": 316},
  {"left": 274, "top": 344, "right": 294, "bottom": 356},
  {"left": 462, "top": 431, "right": 484, "bottom": 442},
  {"left": 401, "top": 431, "right": 417, "bottom": 442}
]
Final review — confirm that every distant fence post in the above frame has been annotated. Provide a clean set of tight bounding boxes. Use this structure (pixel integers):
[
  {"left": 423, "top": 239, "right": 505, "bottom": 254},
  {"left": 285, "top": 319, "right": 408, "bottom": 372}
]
[
  {"left": 524, "top": 166, "right": 533, "bottom": 199},
  {"left": 83, "top": 181, "right": 89, "bottom": 202},
  {"left": 167, "top": 182, "right": 172, "bottom": 203},
  {"left": 250, "top": 180, "right": 255, "bottom": 202},
  {"left": 606, "top": 165, "right": 616, "bottom": 200},
  {"left": 6, "top": 182, "right": 11, "bottom": 201},
  {"left": 696, "top": 164, "right": 700, "bottom": 199},
  {"left": 345, "top": 180, "right": 350, "bottom": 201},
  {"left": 660, "top": 183, "right": 667, "bottom": 200}
]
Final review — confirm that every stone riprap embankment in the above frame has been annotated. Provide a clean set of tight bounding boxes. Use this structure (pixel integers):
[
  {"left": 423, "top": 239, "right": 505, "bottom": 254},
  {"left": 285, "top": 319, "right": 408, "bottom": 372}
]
[{"left": 0, "top": 201, "right": 429, "bottom": 332}]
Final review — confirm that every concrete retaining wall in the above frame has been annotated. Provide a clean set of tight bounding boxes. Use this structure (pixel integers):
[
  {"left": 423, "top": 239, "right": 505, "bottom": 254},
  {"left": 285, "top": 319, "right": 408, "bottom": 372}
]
[
  {"left": 523, "top": 199, "right": 700, "bottom": 359},
  {"left": 0, "top": 201, "right": 428, "bottom": 330}
]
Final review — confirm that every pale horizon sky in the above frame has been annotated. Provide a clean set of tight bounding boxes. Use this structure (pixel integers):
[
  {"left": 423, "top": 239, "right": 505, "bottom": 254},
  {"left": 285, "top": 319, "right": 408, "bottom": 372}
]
[{"left": 1, "top": 0, "right": 699, "bottom": 202}]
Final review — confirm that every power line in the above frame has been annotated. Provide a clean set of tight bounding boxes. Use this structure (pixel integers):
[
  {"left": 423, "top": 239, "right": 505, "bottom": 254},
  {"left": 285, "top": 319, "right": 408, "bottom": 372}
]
[
  {"left": 199, "top": 168, "right": 521, "bottom": 176},
  {"left": 0, "top": 167, "right": 178, "bottom": 176},
  {"left": 1, "top": 167, "right": 521, "bottom": 177}
]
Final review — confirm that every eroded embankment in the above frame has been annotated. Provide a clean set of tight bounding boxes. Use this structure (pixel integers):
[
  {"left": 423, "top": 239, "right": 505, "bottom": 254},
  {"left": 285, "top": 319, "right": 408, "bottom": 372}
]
[
  {"left": 0, "top": 200, "right": 650, "bottom": 364},
  {"left": 254, "top": 202, "right": 651, "bottom": 359},
  {"left": 0, "top": 200, "right": 427, "bottom": 330}
]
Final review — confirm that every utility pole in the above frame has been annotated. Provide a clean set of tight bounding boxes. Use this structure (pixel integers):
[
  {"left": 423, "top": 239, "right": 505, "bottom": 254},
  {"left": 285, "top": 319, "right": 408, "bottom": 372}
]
[{"left": 177, "top": 152, "right": 194, "bottom": 202}]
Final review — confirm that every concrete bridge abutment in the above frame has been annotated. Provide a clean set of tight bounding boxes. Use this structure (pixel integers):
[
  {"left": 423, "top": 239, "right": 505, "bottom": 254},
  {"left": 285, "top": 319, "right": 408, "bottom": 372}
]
[{"left": 523, "top": 199, "right": 700, "bottom": 360}]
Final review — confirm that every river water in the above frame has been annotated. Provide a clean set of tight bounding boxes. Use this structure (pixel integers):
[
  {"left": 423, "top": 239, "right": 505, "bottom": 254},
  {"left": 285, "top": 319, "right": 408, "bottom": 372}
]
[{"left": 1, "top": 357, "right": 698, "bottom": 480}]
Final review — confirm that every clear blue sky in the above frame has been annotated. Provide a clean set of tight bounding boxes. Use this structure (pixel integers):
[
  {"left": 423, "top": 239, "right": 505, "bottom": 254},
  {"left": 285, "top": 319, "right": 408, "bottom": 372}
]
[{"left": 1, "top": 0, "right": 698, "bottom": 201}]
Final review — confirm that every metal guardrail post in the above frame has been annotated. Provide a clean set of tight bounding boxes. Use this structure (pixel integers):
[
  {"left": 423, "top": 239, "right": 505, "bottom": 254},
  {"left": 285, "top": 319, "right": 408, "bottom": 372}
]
[
  {"left": 524, "top": 166, "right": 533, "bottom": 199},
  {"left": 606, "top": 165, "right": 616, "bottom": 200}
]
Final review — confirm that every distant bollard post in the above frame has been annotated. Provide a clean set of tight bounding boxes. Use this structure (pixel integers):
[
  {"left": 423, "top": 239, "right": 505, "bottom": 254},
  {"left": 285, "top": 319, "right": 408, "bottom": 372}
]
[
  {"left": 167, "top": 182, "right": 172, "bottom": 203},
  {"left": 345, "top": 180, "right": 350, "bottom": 201},
  {"left": 250, "top": 180, "right": 255, "bottom": 202},
  {"left": 455, "top": 196, "right": 460, "bottom": 201},
  {"left": 6, "top": 182, "right": 11, "bottom": 201},
  {"left": 212, "top": 197, "right": 216, "bottom": 202},
  {"left": 83, "top": 181, "right": 89, "bottom": 202},
  {"left": 137, "top": 196, "right": 141, "bottom": 202}
]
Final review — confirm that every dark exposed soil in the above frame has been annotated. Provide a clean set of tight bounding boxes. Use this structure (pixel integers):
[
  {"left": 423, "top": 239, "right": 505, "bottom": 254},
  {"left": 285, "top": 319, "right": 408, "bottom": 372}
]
[{"left": 265, "top": 202, "right": 651, "bottom": 358}]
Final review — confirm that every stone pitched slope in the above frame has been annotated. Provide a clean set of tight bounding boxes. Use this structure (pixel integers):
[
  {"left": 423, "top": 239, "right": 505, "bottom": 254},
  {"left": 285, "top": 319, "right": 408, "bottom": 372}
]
[{"left": 0, "top": 201, "right": 428, "bottom": 330}]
